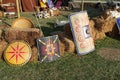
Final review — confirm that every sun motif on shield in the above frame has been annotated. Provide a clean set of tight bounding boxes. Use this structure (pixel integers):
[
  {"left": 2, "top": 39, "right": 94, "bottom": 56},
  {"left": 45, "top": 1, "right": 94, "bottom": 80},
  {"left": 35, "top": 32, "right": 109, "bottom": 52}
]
[
  {"left": 38, "top": 35, "right": 60, "bottom": 62},
  {"left": 4, "top": 41, "right": 31, "bottom": 66}
]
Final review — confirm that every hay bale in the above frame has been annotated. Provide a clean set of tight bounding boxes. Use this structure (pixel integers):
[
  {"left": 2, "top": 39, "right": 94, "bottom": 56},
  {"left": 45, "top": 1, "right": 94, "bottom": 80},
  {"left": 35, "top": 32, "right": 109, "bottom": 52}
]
[
  {"left": 101, "top": 9, "right": 111, "bottom": 20},
  {"left": 5, "top": 28, "right": 43, "bottom": 47},
  {"left": 94, "top": 30, "right": 106, "bottom": 40},
  {"left": 92, "top": 17, "right": 105, "bottom": 31},
  {"left": 92, "top": 9, "right": 119, "bottom": 36},
  {"left": 55, "top": 32, "right": 75, "bottom": 53},
  {"left": 59, "top": 41, "right": 65, "bottom": 56},
  {"left": 64, "top": 23, "right": 73, "bottom": 38},
  {"left": 102, "top": 18, "right": 116, "bottom": 33},
  {"left": 0, "top": 40, "right": 8, "bottom": 59},
  {"left": 117, "top": 8, "right": 120, "bottom": 12},
  {"left": 89, "top": 20, "right": 106, "bottom": 40},
  {"left": 64, "top": 36, "right": 75, "bottom": 53},
  {"left": 29, "top": 46, "right": 38, "bottom": 62}
]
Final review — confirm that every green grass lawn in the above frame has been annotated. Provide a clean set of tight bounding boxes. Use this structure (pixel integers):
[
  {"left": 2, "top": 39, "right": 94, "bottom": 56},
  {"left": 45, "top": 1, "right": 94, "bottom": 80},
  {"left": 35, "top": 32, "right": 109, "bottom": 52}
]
[{"left": 0, "top": 7, "right": 120, "bottom": 80}]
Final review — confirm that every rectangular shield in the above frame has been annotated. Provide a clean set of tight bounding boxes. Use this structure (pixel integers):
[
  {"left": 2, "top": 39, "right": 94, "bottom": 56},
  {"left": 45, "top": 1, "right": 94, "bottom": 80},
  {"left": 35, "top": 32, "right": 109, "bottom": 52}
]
[
  {"left": 37, "top": 35, "right": 60, "bottom": 62},
  {"left": 116, "top": 17, "right": 120, "bottom": 32},
  {"left": 69, "top": 11, "right": 95, "bottom": 55}
]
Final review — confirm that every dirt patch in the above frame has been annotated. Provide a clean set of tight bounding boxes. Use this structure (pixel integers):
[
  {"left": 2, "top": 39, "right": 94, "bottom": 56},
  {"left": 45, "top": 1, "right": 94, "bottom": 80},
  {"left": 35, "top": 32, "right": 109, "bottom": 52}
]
[{"left": 98, "top": 48, "right": 120, "bottom": 61}]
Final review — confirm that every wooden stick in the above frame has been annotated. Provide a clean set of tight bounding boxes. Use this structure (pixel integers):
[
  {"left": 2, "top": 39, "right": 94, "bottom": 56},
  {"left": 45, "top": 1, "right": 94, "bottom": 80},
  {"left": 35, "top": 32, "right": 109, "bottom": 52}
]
[
  {"left": 81, "top": 0, "right": 84, "bottom": 11},
  {"left": 19, "top": 0, "right": 23, "bottom": 12},
  {"left": 16, "top": 0, "right": 20, "bottom": 18}
]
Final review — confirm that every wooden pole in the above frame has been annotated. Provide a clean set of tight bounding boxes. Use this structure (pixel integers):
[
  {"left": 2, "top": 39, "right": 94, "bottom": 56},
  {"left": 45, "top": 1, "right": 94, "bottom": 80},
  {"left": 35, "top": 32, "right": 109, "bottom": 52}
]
[
  {"left": 16, "top": 0, "right": 20, "bottom": 18},
  {"left": 81, "top": 0, "right": 84, "bottom": 11},
  {"left": 19, "top": 0, "right": 23, "bottom": 12}
]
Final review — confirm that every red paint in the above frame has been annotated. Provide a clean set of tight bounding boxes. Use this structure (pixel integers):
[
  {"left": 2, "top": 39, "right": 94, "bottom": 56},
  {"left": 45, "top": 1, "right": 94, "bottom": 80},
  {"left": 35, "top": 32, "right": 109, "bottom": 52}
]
[{"left": 74, "top": 18, "right": 86, "bottom": 49}]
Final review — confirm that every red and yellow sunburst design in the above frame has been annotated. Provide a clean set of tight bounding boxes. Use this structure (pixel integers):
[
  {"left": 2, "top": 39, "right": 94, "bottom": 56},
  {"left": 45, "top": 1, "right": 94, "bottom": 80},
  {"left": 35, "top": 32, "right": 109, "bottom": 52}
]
[{"left": 4, "top": 41, "right": 31, "bottom": 66}]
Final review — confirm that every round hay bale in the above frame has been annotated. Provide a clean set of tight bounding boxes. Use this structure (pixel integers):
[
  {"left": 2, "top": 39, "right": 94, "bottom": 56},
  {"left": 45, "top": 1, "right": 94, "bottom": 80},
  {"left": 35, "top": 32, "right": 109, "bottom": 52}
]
[
  {"left": 11, "top": 17, "right": 34, "bottom": 28},
  {"left": 98, "top": 48, "right": 120, "bottom": 61},
  {"left": 0, "top": 40, "right": 8, "bottom": 59},
  {"left": 29, "top": 46, "right": 38, "bottom": 62}
]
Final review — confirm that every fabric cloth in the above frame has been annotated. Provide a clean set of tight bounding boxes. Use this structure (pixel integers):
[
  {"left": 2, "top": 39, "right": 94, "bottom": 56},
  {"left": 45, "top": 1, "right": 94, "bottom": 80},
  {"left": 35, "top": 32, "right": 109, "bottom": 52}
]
[{"left": 2, "top": 0, "right": 39, "bottom": 12}]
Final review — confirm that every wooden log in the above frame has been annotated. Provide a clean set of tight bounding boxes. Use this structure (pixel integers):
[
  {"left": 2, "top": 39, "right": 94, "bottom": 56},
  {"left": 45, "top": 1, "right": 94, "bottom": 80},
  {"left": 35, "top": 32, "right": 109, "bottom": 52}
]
[{"left": 5, "top": 28, "right": 43, "bottom": 47}]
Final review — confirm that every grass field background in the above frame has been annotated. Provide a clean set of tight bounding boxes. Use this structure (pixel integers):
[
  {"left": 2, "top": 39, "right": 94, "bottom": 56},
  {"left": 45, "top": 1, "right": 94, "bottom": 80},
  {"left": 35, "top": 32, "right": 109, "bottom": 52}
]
[{"left": 0, "top": 7, "right": 120, "bottom": 80}]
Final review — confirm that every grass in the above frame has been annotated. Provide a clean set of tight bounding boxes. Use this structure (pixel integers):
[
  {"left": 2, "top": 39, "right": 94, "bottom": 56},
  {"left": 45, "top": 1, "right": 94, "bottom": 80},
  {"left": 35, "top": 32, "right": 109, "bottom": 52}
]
[{"left": 0, "top": 7, "right": 120, "bottom": 80}]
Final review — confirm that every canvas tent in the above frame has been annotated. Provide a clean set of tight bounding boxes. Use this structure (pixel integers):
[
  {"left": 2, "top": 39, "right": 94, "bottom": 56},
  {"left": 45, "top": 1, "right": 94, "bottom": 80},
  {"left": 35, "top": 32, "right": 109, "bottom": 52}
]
[{"left": 2, "top": 0, "right": 38, "bottom": 12}]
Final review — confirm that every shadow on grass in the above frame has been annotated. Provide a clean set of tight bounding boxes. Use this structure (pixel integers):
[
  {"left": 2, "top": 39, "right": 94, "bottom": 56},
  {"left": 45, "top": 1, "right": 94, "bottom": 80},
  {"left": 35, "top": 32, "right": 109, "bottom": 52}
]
[
  {"left": 46, "top": 22, "right": 64, "bottom": 32},
  {"left": 41, "top": 26, "right": 53, "bottom": 36},
  {"left": 108, "top": 34, "right": 120, "bottom": 41},
  {"left": 41, "top": 26, "right": 64, "bottom": 37}
]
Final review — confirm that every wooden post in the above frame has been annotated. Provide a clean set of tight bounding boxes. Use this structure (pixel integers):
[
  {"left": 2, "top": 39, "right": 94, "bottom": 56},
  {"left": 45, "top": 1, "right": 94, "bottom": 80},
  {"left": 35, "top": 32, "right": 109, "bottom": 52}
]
[
  {"left": 16, "top": 0, "right": 20, "bottom": 18},
  {"left": 81, "top": 0, "right": 84, "bottom": 11},
  {"left": 19, "top": 0, "right": 23, "bottom": 12}
]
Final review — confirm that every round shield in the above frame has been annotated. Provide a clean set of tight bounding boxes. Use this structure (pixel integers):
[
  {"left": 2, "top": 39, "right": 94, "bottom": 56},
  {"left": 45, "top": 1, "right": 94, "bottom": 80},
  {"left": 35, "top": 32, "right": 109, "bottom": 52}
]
[
  {"left": 11, "top": 17, "right": 34, "bottom": 28},
  {"left": 4, "top": 40, "right": 31, "bottom": 66}
]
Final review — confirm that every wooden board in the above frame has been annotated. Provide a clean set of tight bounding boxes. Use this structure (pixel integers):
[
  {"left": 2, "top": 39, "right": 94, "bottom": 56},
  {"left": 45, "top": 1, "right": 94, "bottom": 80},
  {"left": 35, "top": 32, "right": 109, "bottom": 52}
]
[
  {"left": 37, "top": 35, "right": 60, "bottom": 62},
  {"left": 69, "top": 11, "right": 95, "bottom": 55}
]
